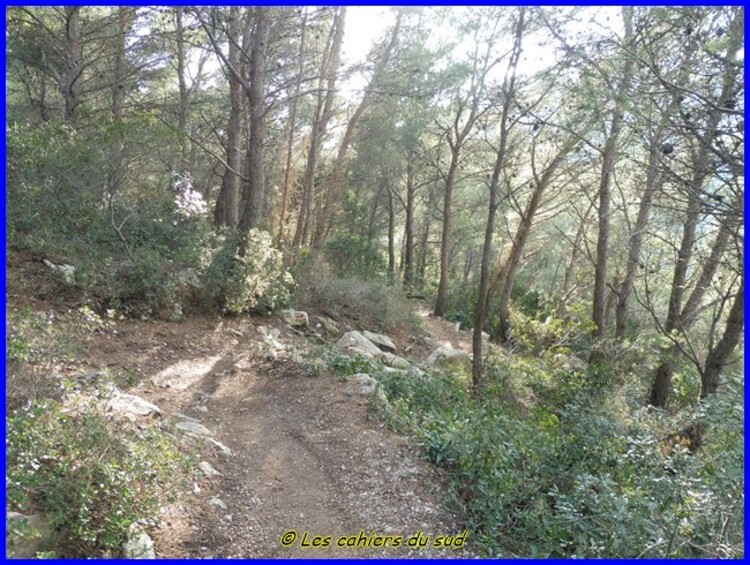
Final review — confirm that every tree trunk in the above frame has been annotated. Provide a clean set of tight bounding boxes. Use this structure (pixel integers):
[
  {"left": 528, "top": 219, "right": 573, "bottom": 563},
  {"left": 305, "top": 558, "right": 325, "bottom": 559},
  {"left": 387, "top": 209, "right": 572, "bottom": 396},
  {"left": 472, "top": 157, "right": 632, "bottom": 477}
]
[
  {"left": 214, "top": 7, "right": 245, "bottom": 228},
  {"left": 238, "top": 8, "right": 270, "bottom": 234},
  {"left": 434, "top": 148, "right": 460, "bottom": 317},
  {"left": 615, "top": 35, "right": 698, "bottom": 340},
  {"left": 472, "top": 8, "right": 525, "bottom": 393},
  {"left": 175, "top": 7, "right": 191, "bottom": 173},
  {"left": 497, "top": 150, "right": 567, "bottom": 342},
  {"left": 701, "top": 281, "right": 743, "bottom": 397},
  {"left": 63, "top": 7, "right": 82, "bottom": 128},
  {"left": 387, "top": 181, "right": 396, "bottom": 280},
  {"left": 403, "top": 150, "right": 416, "bottom": 287},
  {"left": 293, "top": 7, "right": 345, "bottom": 247},
  {"left": 648, "top": 9, "right": 742, "bottom": 406},
  {"left": 590, "top": 7, "right": 635, "bottom": 362},
  {"left": 276, "top": 9, "right": 308, "bottom": 241}
]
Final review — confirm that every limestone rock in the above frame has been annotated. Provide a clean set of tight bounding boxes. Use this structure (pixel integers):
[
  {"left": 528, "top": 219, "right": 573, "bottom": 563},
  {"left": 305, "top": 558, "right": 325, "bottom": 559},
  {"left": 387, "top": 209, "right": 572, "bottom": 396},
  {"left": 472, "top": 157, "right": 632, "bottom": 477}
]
[
  {"left": 281, "top": 309, "right": 309, "bottom": 328},
  {"left": 106, "top": 390, "right": 162, "bottom": 419},
  {"left": 123, "top": 523, "right": 155, "bottom": 559},
  {"left": 362, "top": 330, "right": 396, "bottom": 352},
  {"left": 175, "top": 420, "right": 212, "bottom": 437},
  {"left": 204, "top": 437, "right": 233, "bottom": 456},
  {"left": 336, "top": 331, "right": 382, "bottom": 359},
  {"left": 425, "top": 345, "right": 470, "bottom": 368},
  {"left": 257, "top": 326, "right": 286, "bottom": 359},
  {"left": 6, "top": 512, "right": 54, "bottom": 558},
  {"left": 198, "top": 461, "right": 222, "bottom": 477},
  {"left": 379, "top": 352, "right": 411, "bottom": 370}
]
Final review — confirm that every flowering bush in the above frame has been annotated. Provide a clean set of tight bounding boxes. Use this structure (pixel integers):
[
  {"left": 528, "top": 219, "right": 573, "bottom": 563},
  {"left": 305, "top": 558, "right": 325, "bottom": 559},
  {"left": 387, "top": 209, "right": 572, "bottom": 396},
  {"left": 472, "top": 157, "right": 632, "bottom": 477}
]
[{"left": 172, "top": 172, "right": 207, "bottom": 218}]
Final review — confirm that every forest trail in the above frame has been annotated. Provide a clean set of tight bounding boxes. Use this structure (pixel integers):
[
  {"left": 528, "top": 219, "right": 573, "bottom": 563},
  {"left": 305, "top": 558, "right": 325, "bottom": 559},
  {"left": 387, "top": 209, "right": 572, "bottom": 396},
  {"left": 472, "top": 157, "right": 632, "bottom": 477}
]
[{"left": 85, "top": 305, "right": 474, "bottom": 558}]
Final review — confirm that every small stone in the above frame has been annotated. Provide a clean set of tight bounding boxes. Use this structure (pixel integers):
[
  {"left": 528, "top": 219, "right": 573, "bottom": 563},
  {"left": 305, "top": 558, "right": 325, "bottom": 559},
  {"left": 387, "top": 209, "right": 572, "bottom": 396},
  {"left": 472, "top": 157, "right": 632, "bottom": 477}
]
[
  {"left": 209, "top": 497, "right": 228, "bottom": 511},
  {"left": 204, "top": 437, "right": 233, "bottom": 456},
  {"left": 198, "top": 461, "right": 222, "bottom": 477}
]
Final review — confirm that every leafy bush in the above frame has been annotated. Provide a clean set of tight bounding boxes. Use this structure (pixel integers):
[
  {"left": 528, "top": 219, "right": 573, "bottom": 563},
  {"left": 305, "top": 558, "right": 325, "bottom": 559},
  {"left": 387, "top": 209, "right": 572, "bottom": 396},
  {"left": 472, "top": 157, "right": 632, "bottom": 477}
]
[
  {"left": 6, "top": 396, "right": 190, "bottom": 557},
  {"left": 323, "top": 232, "right": 386, "bottom": 279},
  {"left": 371, "top": 360, "right": 744, "bottom": 558},
  {"left": 201, "top": 228, "right": 294, "bottom": 315},
  {"left": 443, "top": 282, "right": 478, "bottom": 330},
  {"left": 295, "top": 255, "right": 418, "bottom": 333},
  {"left": 6, "top": 308, "right": 77, "bottom": 411}
]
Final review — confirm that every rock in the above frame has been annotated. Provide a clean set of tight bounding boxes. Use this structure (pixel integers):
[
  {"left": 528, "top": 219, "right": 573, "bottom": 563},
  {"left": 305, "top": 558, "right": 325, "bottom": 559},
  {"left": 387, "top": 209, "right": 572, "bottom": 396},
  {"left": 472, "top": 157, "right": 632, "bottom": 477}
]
[
  {"left": 407, "top": 365, "right": 426, "bottom": 378},
  {"left": 373, "top": 388, "right": 390, "bottom": 410},
  {"left": 257, "top": 326, "right": 286, "bottom": 359},
  {"left": 336, "top": 331, "right": 382, "bottom": 359},
  {"left": 281, "top": 309, "right": 309, "bottom": 328},
  {"left": 123, "top": 523, "right": 155, "bottom": 559},
  {"left": 106, "top": 390, "right": 162, "bottom": 419},
  {"left": 382, "top": 366, "right": 408, "bottom": 376},
  {"left": 173, "top": 413, "right": 201, "bottom": 423},
  {"left": 318, "top": 316, "right": 340, "bottom": 337},
  {"left": 6, "top": 512, "right": 54, "bottom": 558},
  {"left": 43, "top": 259, "right": 75, "bottom": 285},
  {"left": 209, "top": 497, "right": 228, "bottom": 510},
  {"left": 454, "top": 322, "right": 461, "bottom": 331},
  {"left": 204, "top": 437, "right": 233, "bottom": 456},
  {"left": 379, "top": 352, "right": 411, "bottom": 370},
  {"left": 350, "top": 373, "right": 378, "bottom": 395},
  {"left": 198, "top": 461, "right": 222, "bottom": 477},
  {"left": 552, "top": 353, "right": 588, "bottom": 373},
  {"left": 175, "top": 421, "right": 212, "bottom": 437},
  {"left": 362, "top": 331, "right": 396, "bottom": 352},
  {"left": 425, "top": 345, "right": 470, "bottom": 368}
]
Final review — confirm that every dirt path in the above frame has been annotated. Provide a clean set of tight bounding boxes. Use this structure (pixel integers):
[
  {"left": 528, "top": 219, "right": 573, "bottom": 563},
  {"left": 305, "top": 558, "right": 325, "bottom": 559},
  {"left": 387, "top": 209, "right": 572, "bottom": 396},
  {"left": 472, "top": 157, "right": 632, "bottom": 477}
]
[{"left": 86, "top": 307, "right": 475, "bottom": 558}]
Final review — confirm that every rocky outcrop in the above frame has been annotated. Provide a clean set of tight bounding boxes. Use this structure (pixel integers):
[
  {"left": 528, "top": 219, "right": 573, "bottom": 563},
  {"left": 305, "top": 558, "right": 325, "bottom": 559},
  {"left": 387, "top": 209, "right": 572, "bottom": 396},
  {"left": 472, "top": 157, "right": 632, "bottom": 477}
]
[
  {"left": 362, "top": 331, "right": 396, "bottom": 352},
  {"left": 336, "top": 331, "right": 383, "bottom": 359},
  {"left": 425, "top": 346, "right": 470, "bottom": 368},
  {"left": 106, "top": 390, "right": 162, "bottom": 420},
  {"left": 350, "top": 373, "right": 378, "bottom": 395},
  {"left": 123, "top": 523, "right": 155, "bottom": 558},
  {"left": 6, "top": 512, "right": 54, "bottom": 558},
  {"left": 281, "top": 309, "right": 309, "bottom": 328}
]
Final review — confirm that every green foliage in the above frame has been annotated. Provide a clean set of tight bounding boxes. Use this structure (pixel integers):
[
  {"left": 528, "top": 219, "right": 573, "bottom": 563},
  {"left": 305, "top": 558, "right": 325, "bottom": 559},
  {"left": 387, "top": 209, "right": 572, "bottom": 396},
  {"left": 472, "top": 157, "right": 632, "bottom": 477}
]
[
  {"left": 295, "top": 255, "right": 418, "bottom": 333},
  {"left": 371, "top": 357, "right": 744, "bottom": 557},
  {"left": 6, "top": 308, "right": 77, "bottom": 411},
  {"left": 443, "top": 282, "right": 478, "bottom": 330},
  {"left": 201, "top": 228, "right": 294, "bottom": 315},
  {"left": 323, "top": 350, "right": 379, "bottom": 377},
  {"left": 507, "top": 301, "right": 596, "bottom": 355},
  {"left": 323, "top": 232, "right": 386, "bottom": 279},
  {"left": 6, "top": 396, "right": 190, "bottom": 557}
]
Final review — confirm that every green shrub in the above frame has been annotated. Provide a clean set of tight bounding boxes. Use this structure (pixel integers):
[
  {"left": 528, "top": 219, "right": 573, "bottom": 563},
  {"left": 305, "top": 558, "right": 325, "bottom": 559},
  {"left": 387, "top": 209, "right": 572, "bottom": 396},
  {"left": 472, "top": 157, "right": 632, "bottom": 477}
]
[
  {"left": 201, "top": 228, "right": 294, "bottom": 315},
  {"left": 443, "top": 282, "right": 478, "bottom": 330},
  {"left": 6, "top": 396, "right": 190, "bottom": 557},
  {"left": 323, "top": 232, "right": 386, "bottom": 279},
  {"left": 295, "top": 255, "right": 418, "bottom": 333},
  {"left": 370, "top": 359, "right": 744, "bottom": 558}
]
